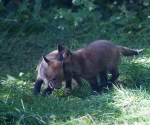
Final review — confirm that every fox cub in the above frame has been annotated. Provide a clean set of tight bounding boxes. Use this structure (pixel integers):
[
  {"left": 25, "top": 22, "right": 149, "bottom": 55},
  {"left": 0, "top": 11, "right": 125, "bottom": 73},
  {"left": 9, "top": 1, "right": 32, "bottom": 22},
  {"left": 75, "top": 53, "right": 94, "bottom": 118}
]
[
  {"left": 34, "top": 40, "right": 144, "bottom": 95},
  {"left": 33, "top": 50, "right": 82, "bottom": 95}
]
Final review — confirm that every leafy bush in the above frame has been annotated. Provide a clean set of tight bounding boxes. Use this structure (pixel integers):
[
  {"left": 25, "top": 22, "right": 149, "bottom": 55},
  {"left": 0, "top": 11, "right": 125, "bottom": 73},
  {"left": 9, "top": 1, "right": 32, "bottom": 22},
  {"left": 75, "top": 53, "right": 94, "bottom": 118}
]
[{"left": 0, "top": 0, "right": 150, "bottom": 36}]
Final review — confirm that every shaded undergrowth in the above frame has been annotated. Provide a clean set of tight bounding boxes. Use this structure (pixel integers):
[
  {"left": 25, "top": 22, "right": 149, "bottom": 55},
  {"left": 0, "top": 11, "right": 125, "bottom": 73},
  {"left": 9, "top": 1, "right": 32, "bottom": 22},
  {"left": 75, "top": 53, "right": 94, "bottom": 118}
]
[{"left": 0, "top": 23, "right": 150, "bottom": 124}]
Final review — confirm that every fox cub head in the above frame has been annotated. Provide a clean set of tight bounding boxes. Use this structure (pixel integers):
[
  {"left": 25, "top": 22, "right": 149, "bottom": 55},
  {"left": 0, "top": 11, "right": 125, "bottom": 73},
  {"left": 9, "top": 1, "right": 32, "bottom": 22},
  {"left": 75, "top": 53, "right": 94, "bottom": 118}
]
[
  {"left": 41, "top": 44, "right": 73, "bottom": 89},
  {"left": 41, "top": 56, "right": 64, "bottom": 89}
]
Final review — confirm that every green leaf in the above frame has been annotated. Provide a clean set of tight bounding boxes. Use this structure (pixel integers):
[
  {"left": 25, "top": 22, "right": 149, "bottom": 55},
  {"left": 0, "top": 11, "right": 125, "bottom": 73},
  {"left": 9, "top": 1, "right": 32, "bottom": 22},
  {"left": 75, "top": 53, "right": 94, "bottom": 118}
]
[
  {"left": 40, "top": 18, "right": 49, "bottom": 24},
  {"left": 33, "top": 0, "right": 42, "bottom": 16},
  {"left": 118, "top": 5, "right": 128, "bottom": 13},
  {"left": 0, "top": 2, "right": 5, "bottom": 10},
  {"left": 18, "top": 3, "right": 28, "bottom": 12}
]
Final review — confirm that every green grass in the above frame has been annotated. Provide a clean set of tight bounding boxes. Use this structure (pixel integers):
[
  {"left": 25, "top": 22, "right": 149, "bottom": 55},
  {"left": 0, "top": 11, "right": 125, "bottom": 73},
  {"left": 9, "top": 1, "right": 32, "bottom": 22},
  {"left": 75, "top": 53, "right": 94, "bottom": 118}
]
[{"left": 0, "top": 24, "right": 150, "bottom": 124}]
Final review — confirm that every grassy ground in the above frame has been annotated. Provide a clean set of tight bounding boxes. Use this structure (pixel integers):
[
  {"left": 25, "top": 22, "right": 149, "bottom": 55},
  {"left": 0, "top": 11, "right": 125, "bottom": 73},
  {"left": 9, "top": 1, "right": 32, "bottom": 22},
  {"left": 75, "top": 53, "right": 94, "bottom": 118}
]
[{"left": 0, "top": 24, "right": 150, "bottom": 124}]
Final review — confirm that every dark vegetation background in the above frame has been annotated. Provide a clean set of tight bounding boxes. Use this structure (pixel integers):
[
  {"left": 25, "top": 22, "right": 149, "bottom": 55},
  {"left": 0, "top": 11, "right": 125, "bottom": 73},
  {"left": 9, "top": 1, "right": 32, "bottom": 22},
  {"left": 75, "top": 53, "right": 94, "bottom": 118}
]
[
  {"left": 0, "top": 0, "right": 149, "bottom": 76},
  {"left": 0, "top": 0, "right": 150, "bottom": 124}
]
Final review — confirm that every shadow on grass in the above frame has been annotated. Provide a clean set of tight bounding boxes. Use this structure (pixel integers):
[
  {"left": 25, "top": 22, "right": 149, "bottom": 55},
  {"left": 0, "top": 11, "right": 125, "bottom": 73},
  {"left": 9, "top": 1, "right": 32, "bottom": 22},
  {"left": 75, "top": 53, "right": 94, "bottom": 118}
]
[
  {"left": 0, "top": 33, "right": 149, "bottom": 124},
  {"left": 1, "top": 58, "right": 150, "bottom": 124},
  {"left": 0, "top": 74, "right": 122, "bottom": 124}
]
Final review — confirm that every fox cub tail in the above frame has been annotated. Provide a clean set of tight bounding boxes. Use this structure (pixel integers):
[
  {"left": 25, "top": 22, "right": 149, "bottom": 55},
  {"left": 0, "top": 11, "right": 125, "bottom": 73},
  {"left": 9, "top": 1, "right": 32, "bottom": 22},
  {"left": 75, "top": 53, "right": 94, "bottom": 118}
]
[{"left": 117, "top": 46, "right": 144, "bottom": 56}]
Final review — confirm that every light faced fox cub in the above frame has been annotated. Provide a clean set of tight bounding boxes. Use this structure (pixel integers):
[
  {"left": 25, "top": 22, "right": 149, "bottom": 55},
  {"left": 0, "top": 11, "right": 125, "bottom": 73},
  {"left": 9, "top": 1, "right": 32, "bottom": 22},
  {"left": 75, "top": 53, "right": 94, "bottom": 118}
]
[
  {"left": 56, "top": 40, "right": 144, "bottom": 91},
  {"left": 33, "top": 50, "right": 82, "bottom": 95}
]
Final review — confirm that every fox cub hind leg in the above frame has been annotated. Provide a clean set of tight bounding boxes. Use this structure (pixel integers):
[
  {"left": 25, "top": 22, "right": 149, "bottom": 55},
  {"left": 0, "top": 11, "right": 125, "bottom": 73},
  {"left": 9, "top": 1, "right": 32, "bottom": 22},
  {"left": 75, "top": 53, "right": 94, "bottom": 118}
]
[
  {"left": 99, "top": 69, "right": 119, "bottom": 89},
  {"left": 86, "top": 77, "right": 101, "bottom": 92},
  {"left": 109, "top": 68, "right": 119, "bottom": 84},
  {"left": 99, "top": 70, "right": 108, "bottom": 84},
  {"left": 72, "top": 74, "right": 82, "bottom": 87}
]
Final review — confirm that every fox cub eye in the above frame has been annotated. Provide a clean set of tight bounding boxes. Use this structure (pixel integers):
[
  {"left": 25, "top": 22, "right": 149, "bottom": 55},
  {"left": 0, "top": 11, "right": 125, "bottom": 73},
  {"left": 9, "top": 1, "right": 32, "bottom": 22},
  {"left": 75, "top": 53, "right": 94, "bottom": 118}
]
[{"left": 52, "top": 78, "right": 56, "bottom": 81}]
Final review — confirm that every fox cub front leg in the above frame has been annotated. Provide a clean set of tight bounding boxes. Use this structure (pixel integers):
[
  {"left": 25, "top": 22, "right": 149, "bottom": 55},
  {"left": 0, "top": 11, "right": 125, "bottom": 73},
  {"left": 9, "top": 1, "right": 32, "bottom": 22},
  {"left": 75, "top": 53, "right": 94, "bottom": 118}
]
[{"left": 33, "top": 78, "right": 43, "bottom": 95}]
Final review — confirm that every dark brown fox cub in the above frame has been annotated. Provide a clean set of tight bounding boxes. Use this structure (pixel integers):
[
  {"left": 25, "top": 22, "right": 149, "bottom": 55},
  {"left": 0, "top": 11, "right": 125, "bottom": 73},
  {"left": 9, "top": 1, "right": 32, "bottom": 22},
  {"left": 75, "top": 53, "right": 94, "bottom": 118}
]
[
  {"left": 33, "top": 50, "right": 82, "bottom": 96},
  {"left": 56, "top": 40, "right": 144, "bottom": 91}
]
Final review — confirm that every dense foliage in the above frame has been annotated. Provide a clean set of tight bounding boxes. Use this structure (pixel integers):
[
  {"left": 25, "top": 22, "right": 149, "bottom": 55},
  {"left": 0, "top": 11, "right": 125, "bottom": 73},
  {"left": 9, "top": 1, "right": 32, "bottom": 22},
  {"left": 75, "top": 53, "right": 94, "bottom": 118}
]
[
  {"left": 0, "top": 0, "right": 150, "bottom": 36},
  {"left": 0, "top": 0, "right": 150, "bottom": 125}
]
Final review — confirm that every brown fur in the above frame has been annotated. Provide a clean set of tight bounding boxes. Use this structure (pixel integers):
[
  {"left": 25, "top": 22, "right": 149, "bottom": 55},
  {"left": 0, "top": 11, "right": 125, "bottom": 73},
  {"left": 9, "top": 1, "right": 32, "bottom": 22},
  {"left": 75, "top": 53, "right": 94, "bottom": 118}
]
[
  {"left": 57, "top": 40, "right": 144, "bottom": 91},
  {"left": 33, "top": 50, "right": 82, "bottom": 95}
]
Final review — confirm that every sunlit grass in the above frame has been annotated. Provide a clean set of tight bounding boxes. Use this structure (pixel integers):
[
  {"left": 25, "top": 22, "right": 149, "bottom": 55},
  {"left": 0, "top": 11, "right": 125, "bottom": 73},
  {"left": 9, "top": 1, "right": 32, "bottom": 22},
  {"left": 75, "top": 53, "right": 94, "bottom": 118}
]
[
  {"left": 0, "top": 24, "right": 150, "bottom": 124},
  {"left": 1, "top": 74, "right": 150, "bottom": 124}
]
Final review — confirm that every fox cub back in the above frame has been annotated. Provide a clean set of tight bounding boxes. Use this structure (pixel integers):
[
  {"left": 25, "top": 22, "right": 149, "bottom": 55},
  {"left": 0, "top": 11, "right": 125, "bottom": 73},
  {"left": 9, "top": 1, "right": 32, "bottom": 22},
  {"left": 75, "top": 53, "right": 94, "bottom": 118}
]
[{"left": 57, "top": 40, "right": 144, "bottom": 91}]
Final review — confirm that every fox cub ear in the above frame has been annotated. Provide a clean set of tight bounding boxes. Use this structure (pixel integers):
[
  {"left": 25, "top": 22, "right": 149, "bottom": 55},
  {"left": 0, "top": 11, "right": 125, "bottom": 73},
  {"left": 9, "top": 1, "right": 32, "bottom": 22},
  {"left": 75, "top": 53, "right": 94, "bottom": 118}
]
[
  {"left": 57, "top": 44, "right": 72, "bottom": 59},
  {"left": 63, "top": 50, "right": 72, "bottom": 59},
  {"left": 57, "top": 44, "right": 65, "bottom": 52},
  {"left": 42, "top": 56, "right": 50, "bottom": 67}
]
